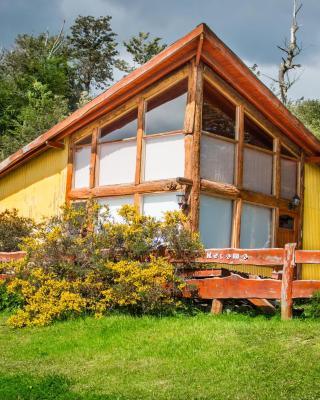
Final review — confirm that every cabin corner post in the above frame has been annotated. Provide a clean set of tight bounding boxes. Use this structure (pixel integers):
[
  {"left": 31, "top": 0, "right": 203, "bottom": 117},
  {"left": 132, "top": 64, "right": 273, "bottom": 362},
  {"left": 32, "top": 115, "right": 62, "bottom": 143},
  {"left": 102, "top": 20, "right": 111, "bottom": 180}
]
[
  {"left": 189, "top": 61, "right": 204, "bottom": 232},
  {"left": 281, "top": 243, "right": 296, "bottom": 320}
]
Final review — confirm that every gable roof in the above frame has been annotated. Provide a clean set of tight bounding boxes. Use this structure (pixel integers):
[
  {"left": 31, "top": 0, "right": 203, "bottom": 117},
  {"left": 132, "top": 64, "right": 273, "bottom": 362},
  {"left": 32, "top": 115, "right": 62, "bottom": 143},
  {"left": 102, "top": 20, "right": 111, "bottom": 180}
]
[{"left": 1, "top": 23, "right": 319, "bottom": 178}]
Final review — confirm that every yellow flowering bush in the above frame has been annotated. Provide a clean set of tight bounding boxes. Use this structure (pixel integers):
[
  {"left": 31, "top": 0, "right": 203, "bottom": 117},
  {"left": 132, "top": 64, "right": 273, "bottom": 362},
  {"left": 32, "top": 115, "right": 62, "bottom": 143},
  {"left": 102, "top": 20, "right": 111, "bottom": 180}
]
[
  {"left": 6, "top": 258, "right": 182, "bottom": 327},
  {"left": 4, "top": 201, "right": 203, "bottom": 327},
  {"left": 103, "top": 257, "right": 182, "bottom": 314},
  {"left": 7, "top": 269, "right": 86, "bottom": 327}
]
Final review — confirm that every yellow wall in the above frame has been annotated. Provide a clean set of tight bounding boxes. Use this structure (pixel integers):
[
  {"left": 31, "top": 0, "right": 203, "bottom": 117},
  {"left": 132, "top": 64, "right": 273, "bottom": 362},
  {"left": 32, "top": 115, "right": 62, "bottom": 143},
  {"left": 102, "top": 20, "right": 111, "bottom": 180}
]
[
  {"left": 0, "top": 139, "right": 68, "bottom": 221},
  {"left": 302, "top": 163, "right": 320, "bottom": 279}
]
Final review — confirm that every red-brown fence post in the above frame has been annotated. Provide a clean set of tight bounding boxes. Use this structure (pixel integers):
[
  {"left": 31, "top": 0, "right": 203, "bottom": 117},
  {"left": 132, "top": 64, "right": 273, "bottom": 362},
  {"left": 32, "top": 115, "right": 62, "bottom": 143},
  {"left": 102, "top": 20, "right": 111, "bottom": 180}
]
[{"left": 281, "top": 243, "right": 296, "bottom": 320}]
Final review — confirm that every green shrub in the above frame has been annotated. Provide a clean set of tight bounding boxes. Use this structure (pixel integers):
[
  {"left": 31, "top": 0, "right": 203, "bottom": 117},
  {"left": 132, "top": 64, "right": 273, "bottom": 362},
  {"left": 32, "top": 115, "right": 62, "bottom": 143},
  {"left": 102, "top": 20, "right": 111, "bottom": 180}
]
[
  {"left": 0, "top": 281, "right": 23, "bottom": 311},
  {"left": 303, "top": 291, "right": 320, "bottom": 318},
  {"left": 0, "top": 209, "right": 35, "bottom": 252}
]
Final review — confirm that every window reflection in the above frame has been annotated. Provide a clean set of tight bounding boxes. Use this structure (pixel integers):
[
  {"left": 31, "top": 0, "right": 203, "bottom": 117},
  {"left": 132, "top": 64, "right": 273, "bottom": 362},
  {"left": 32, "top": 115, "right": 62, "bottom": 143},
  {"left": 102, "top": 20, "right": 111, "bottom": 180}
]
[
  {"left": 202, "top": 83, "right": 236, "bottom": 139},
  {"left": 244, "top": 116, "right": 273, "bottom": 150},
  {"left": 100, "top": 109, "right": 137, "bottom": 142},
  {"left": 145, "top": 80, "right": 187, "bottom": 134}
]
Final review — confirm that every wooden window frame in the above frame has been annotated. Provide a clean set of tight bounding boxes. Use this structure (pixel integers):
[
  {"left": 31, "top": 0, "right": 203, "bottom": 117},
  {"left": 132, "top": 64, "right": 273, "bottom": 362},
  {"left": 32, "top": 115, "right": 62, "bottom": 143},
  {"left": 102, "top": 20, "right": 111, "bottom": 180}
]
[
  {"left": 67, "top": 65, "right": 191, "bottom": 210},
  {"left": 66, "top": 59, "right": 304, "bottom": 249},
  {"left": 200, "top": 66, "right": 303, "bottom": 248}
]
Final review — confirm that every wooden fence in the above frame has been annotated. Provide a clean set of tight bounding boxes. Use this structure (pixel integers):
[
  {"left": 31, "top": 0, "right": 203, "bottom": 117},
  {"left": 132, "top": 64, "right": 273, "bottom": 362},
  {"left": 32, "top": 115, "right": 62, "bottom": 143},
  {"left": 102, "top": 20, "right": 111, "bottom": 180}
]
[
  {"left": 184, "top": 243, "right": 320, "bottom": 320},
  {"left": 2, "top": 245, "right": 320, "bottom": 320}
]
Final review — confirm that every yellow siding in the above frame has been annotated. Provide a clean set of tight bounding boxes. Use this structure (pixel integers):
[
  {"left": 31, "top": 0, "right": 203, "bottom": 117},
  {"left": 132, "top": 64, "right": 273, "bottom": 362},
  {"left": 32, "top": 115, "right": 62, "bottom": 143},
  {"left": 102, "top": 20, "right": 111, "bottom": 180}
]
[
  {"left": 221, "top": 264, "right": 272, "bottom": 277},
  {"left": 0, "top": 139, "right": 68, "bottom": 221},
  {"left": 302, "top": 163, "right": 320, "bottom": 279}
]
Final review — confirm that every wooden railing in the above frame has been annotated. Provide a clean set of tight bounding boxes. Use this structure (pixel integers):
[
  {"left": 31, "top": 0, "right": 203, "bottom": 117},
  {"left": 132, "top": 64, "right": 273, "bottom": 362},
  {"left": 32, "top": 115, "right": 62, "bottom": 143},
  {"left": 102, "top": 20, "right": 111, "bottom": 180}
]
[
  {"left": 0, "top": 251, "right": 26, "bottom": 262},
  {"left": 184, "top": 243, "right": 320, "bottom": 320}
]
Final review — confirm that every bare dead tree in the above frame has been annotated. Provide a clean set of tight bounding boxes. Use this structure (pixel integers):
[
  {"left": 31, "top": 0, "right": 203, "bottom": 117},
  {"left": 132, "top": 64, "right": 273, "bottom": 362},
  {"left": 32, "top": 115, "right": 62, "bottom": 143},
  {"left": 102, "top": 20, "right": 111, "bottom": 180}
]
[
  {"left": 277, "top": 0, "right": 303, "bottom": 104},
  {"left": 45, "top": 20, "right": 66, "bottom": 59}
]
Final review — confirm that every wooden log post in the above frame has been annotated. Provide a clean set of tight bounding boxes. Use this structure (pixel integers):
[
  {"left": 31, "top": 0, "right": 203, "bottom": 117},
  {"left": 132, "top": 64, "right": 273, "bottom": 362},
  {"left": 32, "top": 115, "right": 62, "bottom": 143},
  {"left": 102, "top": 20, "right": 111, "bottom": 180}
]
[
  {"left": 211, "top": 299, "right": 223, "bottom": 315},
  {"left": 189, "top": 62, "right": 203, "bottom": 232},
  {"left": 281, "top": 243, "right": 296, "bottom": 320}
]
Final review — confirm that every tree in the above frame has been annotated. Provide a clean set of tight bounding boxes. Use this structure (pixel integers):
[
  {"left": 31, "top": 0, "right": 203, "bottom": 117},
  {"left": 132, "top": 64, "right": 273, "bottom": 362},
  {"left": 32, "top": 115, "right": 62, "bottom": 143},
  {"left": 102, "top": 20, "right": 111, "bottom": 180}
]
[
  {"left": 67, "top": 15, "right": 118, "bottom": 92},
  {"left": 117, "top": 32, "right": 167, "bottom": 73},
  {"left": 290, "top": 100, "right": 320, "bottom": 139},
  {"left": 274, "top": 0, "right": 303, "bottom": 104},
  {"left": 0, "top": 81, "right": 68, "bottom": 160},
  {"left": 0, "top": 31, "right": 73, "bottom": 102}
]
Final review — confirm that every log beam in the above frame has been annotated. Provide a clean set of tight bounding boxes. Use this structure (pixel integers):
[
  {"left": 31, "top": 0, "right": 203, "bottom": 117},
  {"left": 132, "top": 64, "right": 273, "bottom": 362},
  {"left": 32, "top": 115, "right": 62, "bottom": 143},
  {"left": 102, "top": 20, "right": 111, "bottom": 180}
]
[{"left": 281, "top": 243, "right": 296, "bottom": 320}]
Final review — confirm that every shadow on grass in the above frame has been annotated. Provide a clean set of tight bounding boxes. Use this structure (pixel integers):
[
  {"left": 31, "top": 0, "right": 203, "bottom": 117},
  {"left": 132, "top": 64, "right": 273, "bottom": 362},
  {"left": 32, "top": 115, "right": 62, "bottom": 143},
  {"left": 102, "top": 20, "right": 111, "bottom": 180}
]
[{"left": 0, "top": 373, "right": 124, "bottom": 400}]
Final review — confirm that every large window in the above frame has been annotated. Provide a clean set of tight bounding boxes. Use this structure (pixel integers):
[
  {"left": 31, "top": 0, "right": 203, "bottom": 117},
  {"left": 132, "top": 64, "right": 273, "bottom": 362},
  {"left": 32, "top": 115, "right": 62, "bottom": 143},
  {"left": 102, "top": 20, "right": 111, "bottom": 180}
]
[
  {"left": 240, "top": 204, "right": 273, "bottom": 248},
  {"left": 202, "top": 83, "right": 236, "bottom": 139},
  {"left": 145, "top": 81, "right": 187, "bottom": 134},
  {"left": 199, "top": 195, "right": 233, "bottom": 249},
  {"left": 243, "top": 116, "right": 274, "bottom": 195},
  {"left": 243, "top": 147, "right": 273, "bottom": 194},
  {"left": 98, "top": 110, "right": 137, "bottom": 186},
  {"left": 98, "top": 196, "right": 134, "bottom": 223},
  {"left": 142, "top": 192, "right": 181, "bottom": 220},
  {"left": 143, "top": 80, "right": 187, "bottom": 182},
  {"left": 144, "top": 134, "right": 185, "bottom": 181},
  {"left": 201, "top": 82, "right": 236, "bottom": 185},
  {"left": 201, "top": 134, "right": 235, "bottom": 184},
  {"left": 73, "top": 135, "right": 92, "bottom": 189},
  {"left": 280, "top": 157, "right": 297, "bottom": 199}
]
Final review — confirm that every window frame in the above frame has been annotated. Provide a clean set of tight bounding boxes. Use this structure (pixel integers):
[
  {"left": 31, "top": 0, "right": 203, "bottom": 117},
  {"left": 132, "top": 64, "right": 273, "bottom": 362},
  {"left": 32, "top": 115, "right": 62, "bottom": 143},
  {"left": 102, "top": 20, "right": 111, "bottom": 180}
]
[
  {"left": 67, "top": 61, "right": 304, "bottom": 251},
  {"left": 72, "top": 134, "right": 93, "bottom": 189},
  {"left": 239, "top": 201, "right": 275, "bottom": 249}
]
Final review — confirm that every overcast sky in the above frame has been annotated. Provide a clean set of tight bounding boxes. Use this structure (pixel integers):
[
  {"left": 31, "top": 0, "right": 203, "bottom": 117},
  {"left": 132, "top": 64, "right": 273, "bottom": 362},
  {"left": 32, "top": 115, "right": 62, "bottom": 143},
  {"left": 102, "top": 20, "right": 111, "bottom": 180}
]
[{"left": 1, "top": 0, "right": 320, "bottom": 99}]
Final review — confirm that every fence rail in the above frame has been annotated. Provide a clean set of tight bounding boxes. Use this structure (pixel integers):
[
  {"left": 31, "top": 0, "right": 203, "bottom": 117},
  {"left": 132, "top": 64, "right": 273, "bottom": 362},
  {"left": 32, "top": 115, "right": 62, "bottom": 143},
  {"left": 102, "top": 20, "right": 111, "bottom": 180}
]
[
  {"left": 0, "top": 251, "right": 26, "bottom": 262},
  {"left": 186, "top": 243, "right": 320, "bottom": 320}
]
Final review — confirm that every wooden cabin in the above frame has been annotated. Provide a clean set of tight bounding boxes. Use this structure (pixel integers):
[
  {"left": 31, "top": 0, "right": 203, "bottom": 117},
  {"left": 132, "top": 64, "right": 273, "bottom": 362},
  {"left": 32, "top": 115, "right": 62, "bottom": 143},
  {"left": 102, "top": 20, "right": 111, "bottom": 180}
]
[{"left": 1, "top": 23, "right": 320, "bottom": 279}]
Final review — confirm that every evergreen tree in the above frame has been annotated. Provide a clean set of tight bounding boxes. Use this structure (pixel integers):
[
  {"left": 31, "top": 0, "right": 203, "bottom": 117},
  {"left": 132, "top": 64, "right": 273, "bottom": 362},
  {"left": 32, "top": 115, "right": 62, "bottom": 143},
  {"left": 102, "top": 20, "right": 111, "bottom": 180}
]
[{"left": 67, "top": 15, "right": 118, "bottom": 92}]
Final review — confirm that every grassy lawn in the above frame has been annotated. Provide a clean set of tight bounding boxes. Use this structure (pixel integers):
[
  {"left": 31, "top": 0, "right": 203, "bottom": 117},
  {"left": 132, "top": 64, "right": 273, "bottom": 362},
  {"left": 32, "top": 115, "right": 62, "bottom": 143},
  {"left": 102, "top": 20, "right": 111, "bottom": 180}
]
[{"left": 1, "top": 313, "right": 320, "bottom": 400}]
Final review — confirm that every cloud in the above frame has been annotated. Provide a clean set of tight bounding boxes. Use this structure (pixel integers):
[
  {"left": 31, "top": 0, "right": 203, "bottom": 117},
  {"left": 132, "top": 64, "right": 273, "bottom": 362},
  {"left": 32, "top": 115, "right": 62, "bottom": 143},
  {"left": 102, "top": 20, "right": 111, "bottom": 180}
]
[{"left": 1, "top": 0, "right": 320, "bottom": 98}]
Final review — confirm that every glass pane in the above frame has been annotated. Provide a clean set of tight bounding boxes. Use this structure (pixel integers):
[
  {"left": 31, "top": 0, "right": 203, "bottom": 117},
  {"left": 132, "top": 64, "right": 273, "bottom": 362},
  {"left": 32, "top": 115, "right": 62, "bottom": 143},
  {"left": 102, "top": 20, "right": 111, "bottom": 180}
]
[
  {"left": 201, "top": 135, "right": 235, "bottom": 184},
  {"left": 99, "top": 140, "right": 136, "bottom": 185},
  {"left": 202, "top": 83, "right": 236, "bottom": 139},
  {"left": 98, "top": 196, "right": 134, "bottom": 223},
  {"left": 145, "top": 80, "right": 187, "bottom": 134},
  {"left": 73, "top": 145, "right": 91, "bottom": 188},
  {"left": 144, "top": 134, "right": 184, "bottom": 181},
  {"left": 279, "top": 215, "right": 294, "bottom": 230},
  {"left": 281, "top": 158, "right": 297, "bottom": 199},
  {"left": 100, "top": 109, "right": 137, "bottom": 142},
  {"left": 240, "top": 204, "right": 272, "bottom": 248},
  {"left": 76, "top": 135, "right": 92, "bottom": 145},
  {"left": 142, "top": 192, "right": 181, "bottom": 220},
  {"left": 281, "top": 145, "right": 297, "bottom": 157},
  {"left": 243, "top": 147, "right": 273, "bottom": 194},
  {"left": 244, "top": 116, "right": 273, "bottom": 150},
  {"left": 199, "top": 195, "right": 233, "bottom": 248}
]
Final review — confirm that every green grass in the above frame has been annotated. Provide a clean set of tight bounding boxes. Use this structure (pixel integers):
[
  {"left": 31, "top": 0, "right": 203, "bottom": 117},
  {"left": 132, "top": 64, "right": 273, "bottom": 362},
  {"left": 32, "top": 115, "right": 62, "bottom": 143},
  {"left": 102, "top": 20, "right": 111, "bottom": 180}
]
[{"left": 1, "top": 313, "right": 320, "bottom": 400}]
